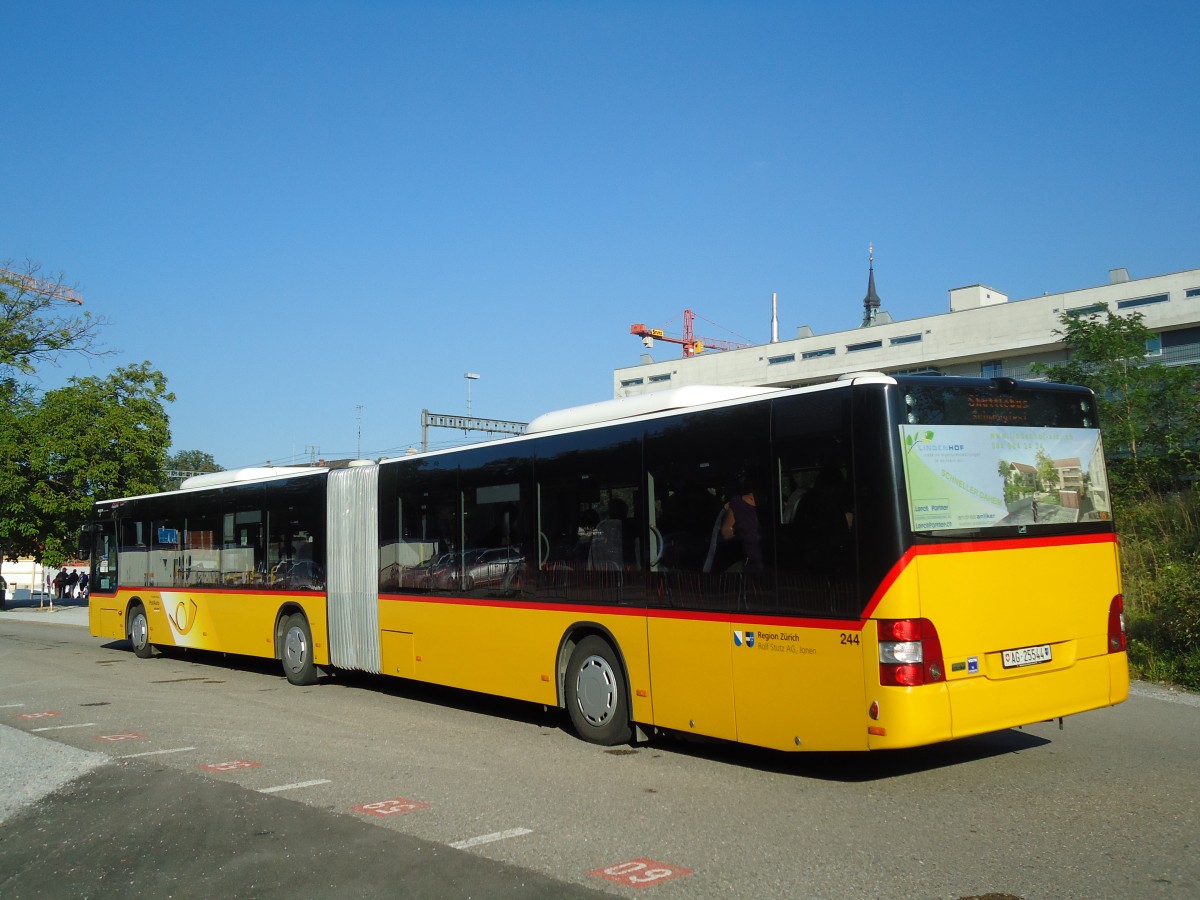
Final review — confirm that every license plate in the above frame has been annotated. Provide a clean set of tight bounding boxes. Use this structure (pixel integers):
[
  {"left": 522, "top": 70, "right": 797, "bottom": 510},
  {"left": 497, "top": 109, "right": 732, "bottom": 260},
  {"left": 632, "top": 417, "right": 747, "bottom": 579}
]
[{"left": 1002, "top": 644, "right": 1053, "bottom": 668}]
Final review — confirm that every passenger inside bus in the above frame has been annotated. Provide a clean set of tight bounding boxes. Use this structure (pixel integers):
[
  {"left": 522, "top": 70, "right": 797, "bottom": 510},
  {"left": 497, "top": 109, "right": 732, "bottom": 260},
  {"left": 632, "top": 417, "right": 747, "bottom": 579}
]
[
  {"left": 588, "top": 498, "right": 628, "bottom": 571},
  {"left": 716, "top": 474, "right": 764, "bottom": 573}
]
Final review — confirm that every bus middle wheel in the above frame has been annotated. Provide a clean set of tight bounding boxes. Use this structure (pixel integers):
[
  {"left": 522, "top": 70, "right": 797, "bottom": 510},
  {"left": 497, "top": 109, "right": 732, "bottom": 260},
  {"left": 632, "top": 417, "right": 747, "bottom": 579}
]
[{"left": 565, "top": 635, "right": 633, "bottom": 746}]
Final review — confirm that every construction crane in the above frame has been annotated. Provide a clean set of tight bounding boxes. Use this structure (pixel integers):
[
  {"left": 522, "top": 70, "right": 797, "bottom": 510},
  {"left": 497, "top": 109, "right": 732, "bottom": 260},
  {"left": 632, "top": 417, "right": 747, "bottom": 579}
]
[
  {"left": 630, "top": 308, "right": 750, "bottom": 358},
  {"left": 0, "top": 267, "right": 83, "bottom": 305}
]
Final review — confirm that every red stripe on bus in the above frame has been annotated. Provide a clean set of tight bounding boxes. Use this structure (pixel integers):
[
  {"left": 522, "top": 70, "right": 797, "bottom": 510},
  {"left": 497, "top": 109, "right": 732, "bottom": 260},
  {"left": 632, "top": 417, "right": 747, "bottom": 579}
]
[
  {"left": 104, "top": 587, "right": 326, "bottom": 599},
  {"left": 377, "top": 592, "right": 860, "bottom": 631}
]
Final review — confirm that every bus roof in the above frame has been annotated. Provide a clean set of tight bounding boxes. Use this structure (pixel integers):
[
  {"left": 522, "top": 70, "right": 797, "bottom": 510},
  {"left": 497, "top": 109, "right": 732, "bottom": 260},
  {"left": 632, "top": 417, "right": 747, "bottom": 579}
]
[
  {"left": 179, "top": 466, "right": 316, "bottom": 490},
  {"left": 524, "top": 385, "right": 784, "bottom": 434},
  {"left": 95, "top": 465, "right": 326, "bottom": 507}
]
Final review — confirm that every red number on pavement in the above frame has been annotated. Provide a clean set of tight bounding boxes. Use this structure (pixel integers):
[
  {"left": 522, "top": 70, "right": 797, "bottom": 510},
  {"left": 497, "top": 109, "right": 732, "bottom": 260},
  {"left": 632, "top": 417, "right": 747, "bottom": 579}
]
[
  {"left": 590, "top": 858, "right": 694, "bottom": 889},
  {"left": 352, "top": 798, "right": 431, "bottom": 817}
]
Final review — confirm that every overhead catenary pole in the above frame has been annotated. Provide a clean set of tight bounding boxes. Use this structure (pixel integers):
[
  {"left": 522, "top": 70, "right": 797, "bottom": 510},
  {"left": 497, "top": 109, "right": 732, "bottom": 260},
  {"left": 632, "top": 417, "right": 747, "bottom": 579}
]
[{"left": 420, "top": 410, "right": 527, "bottom": 453}]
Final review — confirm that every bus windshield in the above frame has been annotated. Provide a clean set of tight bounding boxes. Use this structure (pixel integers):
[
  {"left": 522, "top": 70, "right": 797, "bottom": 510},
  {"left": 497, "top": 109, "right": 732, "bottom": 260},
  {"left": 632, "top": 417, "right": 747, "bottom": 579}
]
[{"left": 898, "top": 380, "right": 1111, "bottom": 535}]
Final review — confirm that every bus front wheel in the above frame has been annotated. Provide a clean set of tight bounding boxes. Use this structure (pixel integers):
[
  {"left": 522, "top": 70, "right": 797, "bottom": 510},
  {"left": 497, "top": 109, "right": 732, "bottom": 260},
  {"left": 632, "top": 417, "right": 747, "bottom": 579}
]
[
  {"left": 280, "top": 613, "right": 319, "bottom": 686},
  {"left": 129, "top": 603, "right": 154, "bottom": 659},
  {"left": 565, "top": 635, "right": 632, "bottom": 746}
]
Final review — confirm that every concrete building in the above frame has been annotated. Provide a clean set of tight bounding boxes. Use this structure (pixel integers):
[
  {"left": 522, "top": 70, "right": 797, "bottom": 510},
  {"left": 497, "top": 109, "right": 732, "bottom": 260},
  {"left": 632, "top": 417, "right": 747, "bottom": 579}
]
[{"left": 614, "top": 265, "right": 1200, "bottom": 396}]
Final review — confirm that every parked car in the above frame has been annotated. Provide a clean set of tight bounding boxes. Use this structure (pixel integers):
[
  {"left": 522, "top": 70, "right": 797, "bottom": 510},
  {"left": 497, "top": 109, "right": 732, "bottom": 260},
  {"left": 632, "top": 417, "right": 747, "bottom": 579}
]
[
  {"left": 396, "top": 554, "right": 451, "bottom": 590},
  {"left": 442, "top": 547, "right": 524, "bottom": 591},
  {"left": 269, "top": 559, "right": 324, "bottom": 591}
]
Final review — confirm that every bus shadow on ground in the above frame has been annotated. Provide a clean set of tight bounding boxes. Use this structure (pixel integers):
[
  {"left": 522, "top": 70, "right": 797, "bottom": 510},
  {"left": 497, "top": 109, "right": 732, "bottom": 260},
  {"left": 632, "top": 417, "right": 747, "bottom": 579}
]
[
  {"left": 313, "top": 665, "right": 1056, "bottom": 781},
  {"left": 646, "top": 728, "right": 1053, "bottom": 782},
  {"left": 100, "top": 641, "right": 294, "bottom": 683},
  {"left": 105, "top": 641, "right": 1051, "bottom": 780}
]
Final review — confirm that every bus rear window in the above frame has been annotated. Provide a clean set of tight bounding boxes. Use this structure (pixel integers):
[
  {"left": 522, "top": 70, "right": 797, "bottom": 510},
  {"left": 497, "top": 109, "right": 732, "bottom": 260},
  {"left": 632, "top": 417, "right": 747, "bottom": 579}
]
[
  {"left": 897, "top": 382, "right": 1111, "bottom": 534},
  {"left": 902, "top": 382, "right": 1098, "bottom": 429}
]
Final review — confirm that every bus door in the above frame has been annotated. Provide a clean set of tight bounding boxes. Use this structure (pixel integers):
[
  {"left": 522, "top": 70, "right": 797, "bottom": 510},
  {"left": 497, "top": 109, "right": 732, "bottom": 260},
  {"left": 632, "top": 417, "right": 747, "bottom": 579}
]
[
  {"left": 730, "top": 390, "right": 869, "bottom": 751},
  {"left": 643, "top": 406, "right": 773, "bottom": 742},
  {"left": 644, "top": 457, "right": 737, "bottom": 741}
]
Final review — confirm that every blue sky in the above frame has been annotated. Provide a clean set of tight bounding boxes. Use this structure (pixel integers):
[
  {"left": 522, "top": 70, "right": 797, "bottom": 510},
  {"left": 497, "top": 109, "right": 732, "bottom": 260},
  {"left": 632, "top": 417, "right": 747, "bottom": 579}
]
[{"left": 4, "top": 1, "right": 1197, "bottom": 469}]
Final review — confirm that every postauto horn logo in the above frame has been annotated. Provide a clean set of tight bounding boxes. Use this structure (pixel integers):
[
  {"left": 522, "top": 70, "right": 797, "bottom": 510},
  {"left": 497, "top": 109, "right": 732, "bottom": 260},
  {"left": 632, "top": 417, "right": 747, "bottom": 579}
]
[{"left": 734, "top": 630, "right": 756, "bottom": 648}]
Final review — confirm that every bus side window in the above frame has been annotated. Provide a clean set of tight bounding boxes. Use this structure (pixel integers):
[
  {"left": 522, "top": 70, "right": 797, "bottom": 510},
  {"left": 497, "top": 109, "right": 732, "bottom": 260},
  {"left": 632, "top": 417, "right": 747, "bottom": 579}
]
[
  {"left": 459, "top": 449, "right": 529, "bottom": 597},
  {"left": 266, "top": 480, "right": 324, "bottom": 591},
  {"left": 772, "top": 392, "right": 858, "bottom": 617},
  {"left": 118, "top": 518, "right": 149, "bottom": 587},
  {"left": 645, "top": 403, "right": 772, "bottom": 611},
  {"left": 381, "top": 460, "right": 458, "bottom": 595},
  {"left": 532, "top": 423, "right": 643, "bottom": 605}
]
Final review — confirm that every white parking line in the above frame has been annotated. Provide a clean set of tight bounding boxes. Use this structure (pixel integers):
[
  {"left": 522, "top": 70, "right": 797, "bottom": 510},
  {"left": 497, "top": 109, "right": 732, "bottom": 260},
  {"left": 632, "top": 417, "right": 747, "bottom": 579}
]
[
  {"left": 117, "top": 747, "right": 197, "bottom": 759},
  {"left": 258, "top": 779, "right": 332, "bottom": 794},
  {"left": 450, "top": 827, "right": 534, "bottom": 850},
  {"left": 31, "top": 723, "right": 96, "bottom": 732},
  {"left": 0, "top": 703, "right": 26, "bottom": 708}
]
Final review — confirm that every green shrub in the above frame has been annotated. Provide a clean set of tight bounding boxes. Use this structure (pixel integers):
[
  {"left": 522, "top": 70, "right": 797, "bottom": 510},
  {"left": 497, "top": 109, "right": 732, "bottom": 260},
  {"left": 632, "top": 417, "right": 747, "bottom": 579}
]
[{"left": 1119, "top": 491, "right": 1200, "bottom": 690}]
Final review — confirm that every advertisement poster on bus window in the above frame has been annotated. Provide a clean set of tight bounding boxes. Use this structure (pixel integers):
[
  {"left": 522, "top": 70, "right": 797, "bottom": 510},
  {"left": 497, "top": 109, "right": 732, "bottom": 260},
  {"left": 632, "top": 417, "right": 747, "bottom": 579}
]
[{"left": 899, "top": 424, "right": 1111, "bottom": 532}]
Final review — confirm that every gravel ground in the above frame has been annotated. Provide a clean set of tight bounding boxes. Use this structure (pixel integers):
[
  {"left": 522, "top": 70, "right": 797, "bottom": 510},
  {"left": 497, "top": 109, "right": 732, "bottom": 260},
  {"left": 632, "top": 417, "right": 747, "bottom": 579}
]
[{"left": 0, "top": 724, "right": 107, "bottom": 824}]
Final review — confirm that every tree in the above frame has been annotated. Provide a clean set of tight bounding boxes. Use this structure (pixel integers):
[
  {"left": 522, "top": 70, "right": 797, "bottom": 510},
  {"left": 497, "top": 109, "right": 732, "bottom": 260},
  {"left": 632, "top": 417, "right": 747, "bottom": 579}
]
[
  {"left": 0, "top": 381, "right": 41, "bottom": 563},
  {"left": 1035, "top": 447, "right": 1057, "bottom": 494},
  {"left": 0, "top": 262, "right": 106, "bottom": 378},
  {"left": 161, "top": 449, "right": 223, "bottom": 491},
  {"left": 0, "top": 262, "right": 174, "bottom": 582},
  {"left": 1032, "top": 310, "right": 1200, "bottom": 499},
  {"left": 17, "top": 364, "right": 175, "bottom": 566}
]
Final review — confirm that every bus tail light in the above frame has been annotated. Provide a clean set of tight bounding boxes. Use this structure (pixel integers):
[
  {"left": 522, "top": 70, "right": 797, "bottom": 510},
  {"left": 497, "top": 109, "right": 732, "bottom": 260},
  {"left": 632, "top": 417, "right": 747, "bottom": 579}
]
[
  {"left": 878, "top": 618, "right": 945, "bottom": 686},
  {"left": 1108, "top": 594, "right": 1127, "bottom": 653}
]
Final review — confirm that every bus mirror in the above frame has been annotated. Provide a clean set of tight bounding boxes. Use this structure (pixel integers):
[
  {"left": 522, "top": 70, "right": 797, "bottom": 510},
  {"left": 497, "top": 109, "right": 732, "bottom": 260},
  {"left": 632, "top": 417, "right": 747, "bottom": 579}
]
[{"left": 76, "top": 525, "right": 95, "bottom": 558}]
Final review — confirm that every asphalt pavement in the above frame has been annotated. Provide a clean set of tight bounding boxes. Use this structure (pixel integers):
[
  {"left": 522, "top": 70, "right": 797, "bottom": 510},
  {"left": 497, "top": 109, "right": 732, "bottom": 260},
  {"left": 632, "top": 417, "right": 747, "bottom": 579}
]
[{"left": 0, "top": 596, "right": 611, "bottom": 899}]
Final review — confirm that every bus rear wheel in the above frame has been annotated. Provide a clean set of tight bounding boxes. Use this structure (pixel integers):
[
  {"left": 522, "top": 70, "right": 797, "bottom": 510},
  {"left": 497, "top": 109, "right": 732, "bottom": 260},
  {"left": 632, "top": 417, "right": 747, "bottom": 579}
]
[
  {"left": 280, "top": 613, "right": 319, "bottom": 686},
  {"left": 129, "top": 603, "right": 154, "bottom": 659},
  {"left": 565, "top": 635, "right": 632, "bottom": 746}
]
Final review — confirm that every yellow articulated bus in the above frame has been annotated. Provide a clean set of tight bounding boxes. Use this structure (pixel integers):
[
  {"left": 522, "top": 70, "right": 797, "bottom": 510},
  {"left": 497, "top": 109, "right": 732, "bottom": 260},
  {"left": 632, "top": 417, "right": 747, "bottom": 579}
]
[{"left": 88, "top": 374, "right": 1128, "bottom": 751}]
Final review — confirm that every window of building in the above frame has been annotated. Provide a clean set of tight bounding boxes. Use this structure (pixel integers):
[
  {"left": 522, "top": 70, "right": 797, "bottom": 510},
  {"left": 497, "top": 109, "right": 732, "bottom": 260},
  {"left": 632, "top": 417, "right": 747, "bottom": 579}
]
[
  {"left": 1163, "top": 326, "right": 1200, "bottom": 347},
  {"left": 890, "top": 334, "right": 922, "bottom": 346},
  {"left": 981, "top": 360, "right": 1004, "bottom": 378},
  {"left": 619, "top": 378, "right": 645, "bottom": 387},
  {"left": 845, "top": 339, "right": 883, "bottom": 353},
  {"left": 767, "top": 353, "right": 796, "bottom": 365},
  {"left": 1118, "top": 293, "right": 1169, "bottom": 310},
  {"left": 802, "top": 347, "right": 836, "bottom": 360},
  {"left": 1066, "top": 302, "right": 1108, "bottom": 317},
  {"left": 648, "top": 373, "right": 672, "bottom": 383},
  {"left": 1146, "top": 334, "right": 1163, "bottom": 357},
  {"left": 1185, "top": 288, "right": 1200, "bottom": 299}
]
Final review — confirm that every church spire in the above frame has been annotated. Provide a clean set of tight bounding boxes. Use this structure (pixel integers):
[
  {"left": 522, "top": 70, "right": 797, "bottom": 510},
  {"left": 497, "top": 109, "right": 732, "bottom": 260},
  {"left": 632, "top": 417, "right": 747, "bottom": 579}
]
[{"left": 861, "top": 243, "right": 882, "bottom": 327}]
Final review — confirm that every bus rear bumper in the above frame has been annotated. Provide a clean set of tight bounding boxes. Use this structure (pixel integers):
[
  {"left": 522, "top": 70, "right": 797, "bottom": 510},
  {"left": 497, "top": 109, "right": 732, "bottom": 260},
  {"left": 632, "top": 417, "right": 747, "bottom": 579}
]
[
  {"left": 867, "top": 652, "right": 1129, "bottom": 750},
  {"left": 949, "top": 652, "right": 1128, "bottom": 741}
]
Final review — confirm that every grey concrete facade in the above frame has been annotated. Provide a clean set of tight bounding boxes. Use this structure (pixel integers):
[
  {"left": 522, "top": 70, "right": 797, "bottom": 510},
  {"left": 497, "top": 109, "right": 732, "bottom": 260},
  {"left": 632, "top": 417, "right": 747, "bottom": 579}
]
[{"left": 614, "top": 266, "right": 1200, "bottom": 396}]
